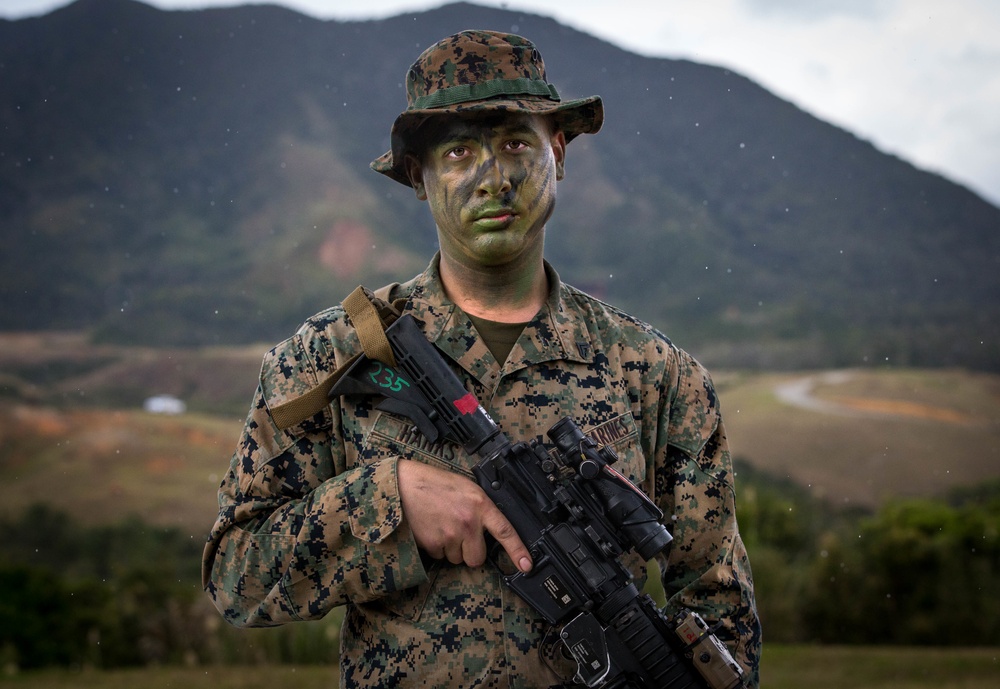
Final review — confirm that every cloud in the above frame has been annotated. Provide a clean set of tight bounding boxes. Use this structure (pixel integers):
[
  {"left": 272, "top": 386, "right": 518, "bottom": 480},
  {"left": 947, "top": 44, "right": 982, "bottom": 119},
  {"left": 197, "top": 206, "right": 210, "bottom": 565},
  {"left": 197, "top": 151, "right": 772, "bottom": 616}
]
[
  {"left": 630, "top": 0, "right": 1000, "bottom": 203},
  {"left": 741, "top": 0, "right": 895, "bottom": 22}
]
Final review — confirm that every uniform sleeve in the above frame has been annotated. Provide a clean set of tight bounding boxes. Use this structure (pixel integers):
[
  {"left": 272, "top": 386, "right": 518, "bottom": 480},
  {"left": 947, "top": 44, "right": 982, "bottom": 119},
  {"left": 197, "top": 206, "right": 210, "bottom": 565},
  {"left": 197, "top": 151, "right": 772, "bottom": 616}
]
[
  {"left": 653, "top": 352, "right": 762, "bottom": 687},
  {"left": 201, "top": 331, "right": 428, "bottom": 627}
]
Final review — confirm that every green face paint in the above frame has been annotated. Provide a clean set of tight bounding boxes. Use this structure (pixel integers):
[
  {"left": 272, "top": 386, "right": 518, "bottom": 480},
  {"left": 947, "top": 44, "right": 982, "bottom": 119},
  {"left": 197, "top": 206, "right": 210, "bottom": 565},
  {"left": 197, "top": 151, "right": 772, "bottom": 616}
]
[{"left": 415, "top": 112, "right": 563, "bottom": 271}]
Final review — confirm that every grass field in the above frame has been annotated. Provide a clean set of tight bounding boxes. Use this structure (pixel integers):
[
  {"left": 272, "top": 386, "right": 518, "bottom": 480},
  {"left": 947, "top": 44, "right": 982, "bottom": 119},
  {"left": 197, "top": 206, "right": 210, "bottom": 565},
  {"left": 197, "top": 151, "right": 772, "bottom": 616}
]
[
  {"left": 3, "top": 646, "right": 998, "bottom": 688},
  {"left": 717, "top": 367, "right": 1000, "bottom": 508},
  {"left": 3, "top": 353, "right": 998, "bottom": 534},
  {"left": 0, "top": 403, "right": 242, "bottom": 534}
]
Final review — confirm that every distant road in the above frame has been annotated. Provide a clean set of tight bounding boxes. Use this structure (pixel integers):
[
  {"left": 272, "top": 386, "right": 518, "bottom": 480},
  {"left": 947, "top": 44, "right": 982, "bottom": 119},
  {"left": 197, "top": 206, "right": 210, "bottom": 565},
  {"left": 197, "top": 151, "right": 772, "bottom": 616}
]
[
  {"left": 774, "top": 370, "right": 973, "bottom": 424},
  {"left": 773, "top": 371, "right": 862, "bottom": 417}
]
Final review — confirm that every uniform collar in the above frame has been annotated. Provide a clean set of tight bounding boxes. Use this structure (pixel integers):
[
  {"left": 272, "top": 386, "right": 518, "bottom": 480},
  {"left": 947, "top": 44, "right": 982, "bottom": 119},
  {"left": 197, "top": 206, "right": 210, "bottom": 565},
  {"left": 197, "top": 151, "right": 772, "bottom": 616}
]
[{"left": 400, "top": 255, "right": 594, "bottom": 386}]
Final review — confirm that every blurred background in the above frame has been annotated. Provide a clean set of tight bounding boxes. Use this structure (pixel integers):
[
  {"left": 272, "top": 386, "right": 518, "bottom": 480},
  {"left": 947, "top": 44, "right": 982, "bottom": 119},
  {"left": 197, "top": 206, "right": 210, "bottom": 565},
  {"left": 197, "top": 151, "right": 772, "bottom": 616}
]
[{"left": 1, "top": 1, "right": 998, "bottom": 687}]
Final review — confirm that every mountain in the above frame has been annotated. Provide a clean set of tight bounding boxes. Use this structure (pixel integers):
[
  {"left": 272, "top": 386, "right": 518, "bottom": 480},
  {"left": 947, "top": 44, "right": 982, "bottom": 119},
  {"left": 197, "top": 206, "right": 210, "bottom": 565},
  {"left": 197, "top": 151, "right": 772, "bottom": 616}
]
[{"left": 2, "top": 0, "right": 998, "bottom": 370}]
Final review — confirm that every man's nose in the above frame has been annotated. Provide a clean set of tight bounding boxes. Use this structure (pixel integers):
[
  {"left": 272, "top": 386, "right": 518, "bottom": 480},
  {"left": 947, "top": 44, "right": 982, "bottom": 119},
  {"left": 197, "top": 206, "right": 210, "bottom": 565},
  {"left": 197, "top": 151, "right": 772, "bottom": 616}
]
[{"left": 477, "top": 153, "right": 512, "bottom": 196}]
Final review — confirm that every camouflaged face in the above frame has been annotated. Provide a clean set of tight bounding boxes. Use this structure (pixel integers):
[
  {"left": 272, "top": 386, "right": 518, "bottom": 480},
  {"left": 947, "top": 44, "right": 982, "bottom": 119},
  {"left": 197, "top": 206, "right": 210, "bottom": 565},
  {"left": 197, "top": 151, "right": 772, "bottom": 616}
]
[
  {"left": 371, "top": 30, "right": 604, "bottom": 187},
  {"left": 202, "top": 257, "right": 761, "bottom": 687}
]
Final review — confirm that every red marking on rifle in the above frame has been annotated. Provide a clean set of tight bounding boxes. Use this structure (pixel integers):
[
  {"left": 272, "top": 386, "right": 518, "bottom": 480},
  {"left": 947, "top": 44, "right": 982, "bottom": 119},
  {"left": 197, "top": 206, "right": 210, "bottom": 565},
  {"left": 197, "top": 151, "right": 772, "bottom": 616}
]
[{"left": 453, "top": 393, "right": 479, "bottom": 415}]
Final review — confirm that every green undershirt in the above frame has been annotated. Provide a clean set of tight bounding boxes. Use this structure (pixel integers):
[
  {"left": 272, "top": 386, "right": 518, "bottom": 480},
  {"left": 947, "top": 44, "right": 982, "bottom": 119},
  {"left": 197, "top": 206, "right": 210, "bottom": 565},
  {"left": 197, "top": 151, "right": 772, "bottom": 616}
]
[{"left": 467, "top": 313, "right": 528, "bottom": 366}]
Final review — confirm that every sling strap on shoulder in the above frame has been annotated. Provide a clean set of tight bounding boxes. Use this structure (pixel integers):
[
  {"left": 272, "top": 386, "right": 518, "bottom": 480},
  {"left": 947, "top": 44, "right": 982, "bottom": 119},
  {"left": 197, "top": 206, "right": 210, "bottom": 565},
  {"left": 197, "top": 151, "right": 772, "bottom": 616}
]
[
  {"left": 269, "top": 283, "right": 401, "bottom": 430},
  {"left": 342, "top": 285, "right": 400, "bottom": 368}
]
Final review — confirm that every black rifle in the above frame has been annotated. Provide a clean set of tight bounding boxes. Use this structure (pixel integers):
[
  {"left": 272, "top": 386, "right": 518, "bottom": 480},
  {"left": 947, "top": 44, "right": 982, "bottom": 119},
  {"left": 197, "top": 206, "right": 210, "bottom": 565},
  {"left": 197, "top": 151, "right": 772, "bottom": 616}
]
[{"left": 330, "top": 313, "right": 744, "bottom": 689}]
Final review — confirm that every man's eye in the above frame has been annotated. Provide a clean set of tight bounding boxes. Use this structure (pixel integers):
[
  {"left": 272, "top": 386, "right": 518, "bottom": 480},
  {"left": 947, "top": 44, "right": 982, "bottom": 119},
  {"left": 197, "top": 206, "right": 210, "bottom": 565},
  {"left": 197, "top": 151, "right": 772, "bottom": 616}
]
[
  {"left": 445, "top": 146, "right": 468, "bottom": 159},
  {"left": 506, "top": 140, "right": 528, "bottom": 152}
]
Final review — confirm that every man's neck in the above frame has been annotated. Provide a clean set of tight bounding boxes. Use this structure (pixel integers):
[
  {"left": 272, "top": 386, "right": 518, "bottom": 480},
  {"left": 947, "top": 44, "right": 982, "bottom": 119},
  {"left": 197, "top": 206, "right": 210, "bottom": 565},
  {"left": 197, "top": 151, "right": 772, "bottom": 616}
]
[{"left": 438, "top": 252, "right": 548, "bottom": 324}]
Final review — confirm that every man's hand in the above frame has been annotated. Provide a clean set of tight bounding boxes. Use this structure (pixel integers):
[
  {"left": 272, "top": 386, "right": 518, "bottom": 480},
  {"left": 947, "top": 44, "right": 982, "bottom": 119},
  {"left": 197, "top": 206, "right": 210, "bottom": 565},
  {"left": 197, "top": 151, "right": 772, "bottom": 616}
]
[{"left": 397, "top": 459, "right": 532, "bottom": 572}]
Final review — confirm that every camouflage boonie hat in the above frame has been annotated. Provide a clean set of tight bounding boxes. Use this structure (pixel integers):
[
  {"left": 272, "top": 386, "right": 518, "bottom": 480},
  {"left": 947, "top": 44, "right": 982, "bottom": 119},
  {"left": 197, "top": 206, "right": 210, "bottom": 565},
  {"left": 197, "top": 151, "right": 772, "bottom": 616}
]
[{"left": 371, "top": 29, "right": 604, "bottom": 187}]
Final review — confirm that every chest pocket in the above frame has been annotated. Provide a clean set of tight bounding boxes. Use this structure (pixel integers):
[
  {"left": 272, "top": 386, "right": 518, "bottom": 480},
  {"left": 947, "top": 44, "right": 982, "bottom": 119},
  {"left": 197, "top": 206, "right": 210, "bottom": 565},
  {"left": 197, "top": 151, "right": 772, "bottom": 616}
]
[
  {"left": 359, "top": 410, "right": 475, "bottom": 476},
  {"left": 583, "top": 411, "right": 646, "bottom": 487}
]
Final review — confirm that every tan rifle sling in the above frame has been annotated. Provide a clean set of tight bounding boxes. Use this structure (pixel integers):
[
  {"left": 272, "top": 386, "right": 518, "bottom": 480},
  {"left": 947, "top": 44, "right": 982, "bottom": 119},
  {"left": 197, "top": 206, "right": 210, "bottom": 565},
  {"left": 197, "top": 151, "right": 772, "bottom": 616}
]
[{"left": 269, "top": 283, "right": 401, "bottom": 430}]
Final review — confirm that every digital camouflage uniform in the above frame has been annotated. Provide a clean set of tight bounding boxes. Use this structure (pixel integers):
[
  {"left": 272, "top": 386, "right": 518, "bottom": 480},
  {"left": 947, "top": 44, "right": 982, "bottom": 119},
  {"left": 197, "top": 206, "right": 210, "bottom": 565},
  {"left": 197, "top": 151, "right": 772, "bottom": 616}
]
[
  {"left": 202, "top": 257, "right": 761, "bottom": 687},
  {"left": 204, "top": 28, "right": 759, "bottom": 688}
]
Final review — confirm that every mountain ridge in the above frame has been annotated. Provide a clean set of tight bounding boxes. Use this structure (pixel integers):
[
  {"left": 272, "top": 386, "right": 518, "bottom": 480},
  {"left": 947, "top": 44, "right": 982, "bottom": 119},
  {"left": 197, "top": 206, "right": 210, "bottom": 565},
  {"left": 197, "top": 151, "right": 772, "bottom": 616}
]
[{"left": 1, "top": 0, "right": 997, "bottom": 370}]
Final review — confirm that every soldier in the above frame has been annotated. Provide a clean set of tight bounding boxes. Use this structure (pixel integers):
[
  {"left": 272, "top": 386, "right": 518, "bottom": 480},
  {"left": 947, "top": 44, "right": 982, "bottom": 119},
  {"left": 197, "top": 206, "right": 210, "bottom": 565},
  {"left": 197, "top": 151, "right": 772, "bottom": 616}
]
[{"left": 203, "top": 30, "right": 761, "bottom": 688}]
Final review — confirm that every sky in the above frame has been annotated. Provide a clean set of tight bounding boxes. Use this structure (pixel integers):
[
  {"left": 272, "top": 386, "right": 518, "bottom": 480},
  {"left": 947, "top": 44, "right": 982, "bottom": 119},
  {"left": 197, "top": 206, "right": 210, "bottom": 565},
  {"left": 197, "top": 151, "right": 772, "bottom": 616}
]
[{"left": 4, "top": 0, "right": 999, "bottom": 207}]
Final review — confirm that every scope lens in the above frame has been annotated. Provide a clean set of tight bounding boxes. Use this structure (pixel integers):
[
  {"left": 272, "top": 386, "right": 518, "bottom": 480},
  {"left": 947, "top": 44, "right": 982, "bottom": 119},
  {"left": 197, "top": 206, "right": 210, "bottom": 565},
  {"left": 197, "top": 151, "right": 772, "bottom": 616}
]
[{"left": 633, "top": 525, "right": 673, "bottom": 560}]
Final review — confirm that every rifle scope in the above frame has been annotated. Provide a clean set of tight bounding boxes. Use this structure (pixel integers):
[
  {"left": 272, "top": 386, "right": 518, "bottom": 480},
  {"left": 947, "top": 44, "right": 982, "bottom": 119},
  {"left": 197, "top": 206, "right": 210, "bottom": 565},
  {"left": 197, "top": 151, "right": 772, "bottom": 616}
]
[{"left": 547, "top": 417, "right": 673, "bottom": 561}]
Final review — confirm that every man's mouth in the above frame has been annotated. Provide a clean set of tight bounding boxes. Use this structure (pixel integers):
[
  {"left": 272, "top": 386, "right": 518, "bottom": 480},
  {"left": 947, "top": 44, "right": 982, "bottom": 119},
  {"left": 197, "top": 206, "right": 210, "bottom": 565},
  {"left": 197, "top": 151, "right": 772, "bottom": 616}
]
[{"left": 473, "top": 208, "right": 516, "bottom": 226}]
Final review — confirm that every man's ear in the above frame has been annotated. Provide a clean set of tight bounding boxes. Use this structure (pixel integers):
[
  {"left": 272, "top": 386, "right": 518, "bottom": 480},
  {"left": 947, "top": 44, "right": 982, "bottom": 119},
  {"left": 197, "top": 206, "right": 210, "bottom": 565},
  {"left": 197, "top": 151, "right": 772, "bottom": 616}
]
[
  {"left": 551, "top": 130, "right": 567, "bottom": 181},
  {"left": 403, "top": 154, "right": 427, "bottom": 200}
]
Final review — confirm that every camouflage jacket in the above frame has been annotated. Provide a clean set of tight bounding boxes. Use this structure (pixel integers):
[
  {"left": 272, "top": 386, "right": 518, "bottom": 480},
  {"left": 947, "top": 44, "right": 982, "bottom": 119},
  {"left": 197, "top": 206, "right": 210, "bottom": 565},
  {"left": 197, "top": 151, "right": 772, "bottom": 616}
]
[{"left": 202, "top": 257, "right": 761, "bottom": 688}]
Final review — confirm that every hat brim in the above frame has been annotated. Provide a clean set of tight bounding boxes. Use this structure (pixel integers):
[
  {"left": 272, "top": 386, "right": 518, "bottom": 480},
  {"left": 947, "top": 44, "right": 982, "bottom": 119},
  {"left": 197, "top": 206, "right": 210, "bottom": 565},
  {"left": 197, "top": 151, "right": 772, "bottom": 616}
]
[{"left": 370, "top": 95, "right": 603, "bottom": 187}]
